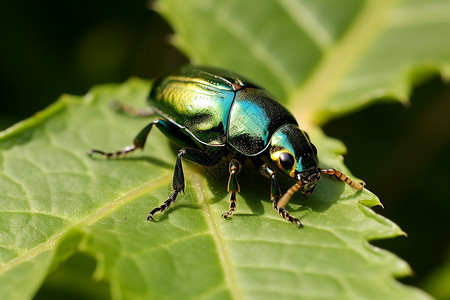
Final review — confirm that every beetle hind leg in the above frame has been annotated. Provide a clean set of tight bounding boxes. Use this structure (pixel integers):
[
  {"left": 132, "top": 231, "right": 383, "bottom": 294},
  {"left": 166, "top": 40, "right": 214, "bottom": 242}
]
[
  {"left": 109, "top": 100, "right": 155, "bottom": 117},
  {"left": 88, "top": 145, "right": 137, "bottom": 158},
  {"left": 88, "top": 119, "right": 160, "bottom": 159}
]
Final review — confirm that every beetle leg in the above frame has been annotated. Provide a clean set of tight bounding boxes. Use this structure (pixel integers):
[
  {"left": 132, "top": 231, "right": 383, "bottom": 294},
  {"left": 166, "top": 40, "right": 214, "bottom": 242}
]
[
  {"left": 87, "top": 145, "right": 138, "bottom": 158},
  {"left": 255, "top": 160, "right": 302, "bottom": 227},
  {"left": 148, "top": 147, "right": 226, "bottom": 221},
  {"left": 222, "top": 158, "right": 244, "bottom": 219},
  {"left": 88, "top": 119, "right": 160, "bottom": 158},
  {"left": 89, "top": 118, "right": 189, "bottom": 158},
  {"left": 109, "top": 100, "right": 156, "bottom": 117},
  {"left": 320, "top": 168, "right": 365, "bottom": 190},
  {"left": 274, "top": 180, "right": 303, "bottom": 228},
  {"left": 147, "top": 149, "right": 185, "bottom": 221}
]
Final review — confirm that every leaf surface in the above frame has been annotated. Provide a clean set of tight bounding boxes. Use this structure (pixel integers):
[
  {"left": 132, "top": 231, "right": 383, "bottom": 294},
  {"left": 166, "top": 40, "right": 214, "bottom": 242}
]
[
  {"left": 2, "top": 0, "right": 448, "bottom": 298},
  {"left": 0, "top": 79, "right": 428, "bottom": 299},
  {"left": 158, "top": 0, "right": 450, "bottom": 123}
]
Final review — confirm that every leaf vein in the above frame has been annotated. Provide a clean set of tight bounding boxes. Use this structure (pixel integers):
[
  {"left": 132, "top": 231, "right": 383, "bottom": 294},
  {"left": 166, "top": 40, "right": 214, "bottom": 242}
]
[
  {"left": 278, "top": 0, "right": 332, "bottom": 50},
  {"left": 0, "top": 175, "right": 170, "bottom": 274},
  {"left": 192, "top": 174, "right": 242, "bottom": 300},
  {"left": 213, "top": 5, "right": 294, "bottom": 90},
  {"left": 290, "top": 0, "right": 399, "bottom": 124}
]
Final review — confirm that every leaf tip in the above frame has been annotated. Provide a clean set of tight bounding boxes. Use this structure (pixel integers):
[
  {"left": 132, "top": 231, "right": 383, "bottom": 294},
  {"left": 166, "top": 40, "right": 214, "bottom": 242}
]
[{"left": 359, "top": 197, "right": 383, "bottom": 208}]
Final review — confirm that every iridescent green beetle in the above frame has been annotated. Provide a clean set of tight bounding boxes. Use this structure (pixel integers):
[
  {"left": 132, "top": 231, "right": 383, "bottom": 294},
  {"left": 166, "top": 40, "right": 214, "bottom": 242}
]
[{"left": 89, "top": 65, "right": 364, "bottom": 227}]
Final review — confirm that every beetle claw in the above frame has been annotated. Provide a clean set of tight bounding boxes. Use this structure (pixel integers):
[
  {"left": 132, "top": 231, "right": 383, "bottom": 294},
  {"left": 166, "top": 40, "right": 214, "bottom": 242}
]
[
  {"left": 147, "top": 206, "right": 161, "bottom": 221},
  {"left": 222, "top": 191, "right": 237, "bottom": 219},
  {"left": 222, "top": 213, "right": 232, "bottom": 219},
  {"left": 294, "top": 219, "right": 303, "bottom": 228}
]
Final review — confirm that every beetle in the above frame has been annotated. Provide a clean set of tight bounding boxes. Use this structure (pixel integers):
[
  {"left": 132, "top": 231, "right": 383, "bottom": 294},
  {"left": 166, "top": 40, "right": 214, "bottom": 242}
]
[{"left": 88, "top": 65, "right": 364, "bottom": 227}]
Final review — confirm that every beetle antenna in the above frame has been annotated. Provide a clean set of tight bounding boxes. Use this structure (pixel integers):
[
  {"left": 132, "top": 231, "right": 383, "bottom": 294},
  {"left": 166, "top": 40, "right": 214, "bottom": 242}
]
[
  {"left": 277, "top": 181, "right": 303, "bottom": 209},
  {"left": 319, "top": 168, "right": 365, "bottom": 190}
]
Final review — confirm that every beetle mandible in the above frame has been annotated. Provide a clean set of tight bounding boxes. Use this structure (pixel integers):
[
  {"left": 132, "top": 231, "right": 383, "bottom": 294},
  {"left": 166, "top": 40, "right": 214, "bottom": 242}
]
[{"left": 88, "top": 65, "right": 364, "bottom": 227}]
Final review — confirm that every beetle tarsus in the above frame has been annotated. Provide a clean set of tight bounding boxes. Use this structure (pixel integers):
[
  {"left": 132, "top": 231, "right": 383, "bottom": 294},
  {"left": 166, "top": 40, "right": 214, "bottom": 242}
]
[
  {"left": 273, "top": 200, "right": 303, "bottom": 228},
  {"left": 222, "top": 192, "right": 237, "bottom": 219},
  {"left": 87, "top": 145, "right": 137, "bottom": 159},
  {"left": 110, "top": 100, "right": 155, "bottom": 117},
  {"left": 256, "top": 161, "right": 302, "bottom": 226},
  {"left": 147, "top": 191, "right": 178, "bottom": 221},
  {"left": 223, "top": 158, "right": 243, "bottom": 219}
]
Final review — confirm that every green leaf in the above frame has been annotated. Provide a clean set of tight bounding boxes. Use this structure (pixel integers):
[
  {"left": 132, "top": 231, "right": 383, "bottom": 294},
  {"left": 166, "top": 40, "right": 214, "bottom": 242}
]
[
  {"left": 2, "top": 0, "right": 446, "bottom": 298},
  {"left": 157, "top": 0, "right": 450, "bottom": 124},
  {"left": 0, "top": 80, "right": 428, "bottom": 299},
  {"left": 421, "top": 252, "right": 450, "bottom": 299}
]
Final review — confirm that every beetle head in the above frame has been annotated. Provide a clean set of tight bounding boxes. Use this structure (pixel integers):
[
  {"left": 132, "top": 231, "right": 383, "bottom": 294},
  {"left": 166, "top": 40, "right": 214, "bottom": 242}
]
[{"left": 268, "top": 124, "right": 321, "bottom": 195}]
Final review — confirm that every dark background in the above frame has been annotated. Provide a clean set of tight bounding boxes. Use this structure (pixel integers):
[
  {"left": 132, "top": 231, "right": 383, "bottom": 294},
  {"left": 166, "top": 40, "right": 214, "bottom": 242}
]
[
  {"left": 1, "top": 1, "right": 448, "bottom": 298},
  {"left": 0, "top": 0, "right": 187, "bottom": 128}
]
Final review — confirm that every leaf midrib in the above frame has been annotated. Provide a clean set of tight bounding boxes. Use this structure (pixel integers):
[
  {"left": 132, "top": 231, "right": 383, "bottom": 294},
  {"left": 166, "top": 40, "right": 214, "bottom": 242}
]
[
  {"left": 192, "top": 174, "right": 242, "bottom": 300},
  {"left": 290, "top": 0, "right": 400, "bottom": 124}
]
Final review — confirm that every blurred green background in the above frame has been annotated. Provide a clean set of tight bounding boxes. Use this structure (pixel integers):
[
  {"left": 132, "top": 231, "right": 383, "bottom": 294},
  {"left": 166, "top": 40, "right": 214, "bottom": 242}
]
[{"left": 1, "top": 0, "right": 449, "bottom": 298}]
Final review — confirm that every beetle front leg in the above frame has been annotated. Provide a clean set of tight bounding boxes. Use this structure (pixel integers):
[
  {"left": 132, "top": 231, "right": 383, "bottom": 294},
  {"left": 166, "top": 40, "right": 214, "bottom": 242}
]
[
  {"left": 255, "top": 160, "right": 302, "bottom": 227},
  {"left": 222, "top": 158, "right": 244, "bottom": 219},
  {"left": 148, "top": 147, "right": 226, "bottom": 221}
]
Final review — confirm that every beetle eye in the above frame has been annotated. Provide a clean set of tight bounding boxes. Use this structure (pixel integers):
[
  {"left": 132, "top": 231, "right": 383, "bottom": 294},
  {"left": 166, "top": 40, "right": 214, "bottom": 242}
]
[{"left": 279, "top": 152, "right": 295, "bottom": 170}]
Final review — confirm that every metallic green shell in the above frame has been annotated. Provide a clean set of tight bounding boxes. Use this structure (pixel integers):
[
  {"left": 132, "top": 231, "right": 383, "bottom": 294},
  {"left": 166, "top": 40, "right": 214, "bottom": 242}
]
[
  {"left": 148, "top": 65, "right": 256, "bottom": 146},
  {"left": 227, "top": 88, "right": 297, "bottom": 156},
  {"left": 148, "top": 65, "right": 298, "bottom": 156}
]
